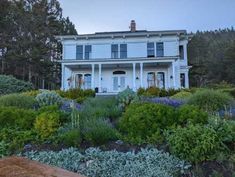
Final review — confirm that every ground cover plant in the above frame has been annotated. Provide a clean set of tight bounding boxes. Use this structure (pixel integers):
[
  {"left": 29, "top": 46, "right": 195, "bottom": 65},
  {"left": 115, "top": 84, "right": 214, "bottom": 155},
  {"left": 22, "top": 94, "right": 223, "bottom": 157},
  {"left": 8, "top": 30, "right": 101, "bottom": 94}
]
[{"left": 23, "top": 147, "right": 188, "bottom": 177}]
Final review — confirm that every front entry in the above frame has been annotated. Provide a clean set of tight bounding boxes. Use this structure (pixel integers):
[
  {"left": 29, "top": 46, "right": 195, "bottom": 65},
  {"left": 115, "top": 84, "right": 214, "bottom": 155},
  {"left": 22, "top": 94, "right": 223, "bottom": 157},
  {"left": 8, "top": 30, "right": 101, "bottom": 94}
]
[{"left": 112, "top": 70, "right": 126, "bottom": 92}]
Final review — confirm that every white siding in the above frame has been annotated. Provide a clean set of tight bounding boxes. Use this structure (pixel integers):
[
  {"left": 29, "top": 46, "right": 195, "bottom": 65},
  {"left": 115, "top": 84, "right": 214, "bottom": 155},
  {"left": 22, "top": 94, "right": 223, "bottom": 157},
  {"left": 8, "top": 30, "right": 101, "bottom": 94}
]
[
  {"left": 127, "top": 43, "right": 147, "bottom": 58},
  {"left": 92, "top": 44, "right": 111, "bottom": 59},
  {"left": 164, "top": 41, "right": 178, "bottom": 56},
  {"left": 64, "top": 45, "right": 76, "bottom": 59}
]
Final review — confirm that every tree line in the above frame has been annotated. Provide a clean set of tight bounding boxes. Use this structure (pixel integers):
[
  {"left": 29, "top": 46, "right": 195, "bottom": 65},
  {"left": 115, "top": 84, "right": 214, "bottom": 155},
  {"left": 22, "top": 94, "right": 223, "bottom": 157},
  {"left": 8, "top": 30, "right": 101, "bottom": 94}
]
[
  {"left": 188, "top": 28, "right": 235, "bottom": 87},
  {"left": 0, "top": 0, "right": 77, "bottom": 89}
]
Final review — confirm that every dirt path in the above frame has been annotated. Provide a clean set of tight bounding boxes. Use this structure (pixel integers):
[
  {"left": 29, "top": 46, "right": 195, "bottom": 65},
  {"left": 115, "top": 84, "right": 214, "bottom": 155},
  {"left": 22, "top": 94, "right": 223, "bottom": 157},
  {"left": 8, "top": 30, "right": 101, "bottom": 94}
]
[{"left": 0, "top": 156, "right": 85, "bottom": 177}]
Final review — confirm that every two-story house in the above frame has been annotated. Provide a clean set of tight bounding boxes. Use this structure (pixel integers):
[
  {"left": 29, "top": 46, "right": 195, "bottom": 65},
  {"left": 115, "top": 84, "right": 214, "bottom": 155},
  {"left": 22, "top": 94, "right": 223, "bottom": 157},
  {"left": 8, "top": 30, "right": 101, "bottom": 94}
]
[{"left": 57, "top": 20, "right": 191, "bottom": 94}]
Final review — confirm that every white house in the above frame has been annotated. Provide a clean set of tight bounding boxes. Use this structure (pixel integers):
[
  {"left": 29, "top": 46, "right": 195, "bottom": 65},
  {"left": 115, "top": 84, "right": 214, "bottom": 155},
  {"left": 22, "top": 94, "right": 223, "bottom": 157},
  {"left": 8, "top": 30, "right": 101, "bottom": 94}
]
[{"left": 57, "top": 20, "right": 191, "bottom": 94}]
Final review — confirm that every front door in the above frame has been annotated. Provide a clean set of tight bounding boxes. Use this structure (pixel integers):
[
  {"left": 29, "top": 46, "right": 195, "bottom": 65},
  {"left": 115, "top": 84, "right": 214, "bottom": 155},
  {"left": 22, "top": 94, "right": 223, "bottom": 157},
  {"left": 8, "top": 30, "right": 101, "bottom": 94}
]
[{"left": 113, "top": 75, "right": 126, "bottom": 92}]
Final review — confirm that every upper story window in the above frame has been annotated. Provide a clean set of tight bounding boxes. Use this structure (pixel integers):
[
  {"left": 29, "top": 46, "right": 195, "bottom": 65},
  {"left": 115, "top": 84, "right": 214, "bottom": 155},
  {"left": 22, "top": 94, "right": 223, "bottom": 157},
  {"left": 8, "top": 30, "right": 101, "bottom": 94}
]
[
  {"left": 179, "top": 45, "right": 184, "bottom": 59},
  {"left": 156, "top": 42, "right": 164, "bottom": 57},
  {"left": 147, "top": 42, "right": 155, "bottom": 57},
  {"left": 120, "top": 44, "right": 127, "bottom": 58},
  {"left": 111, "top": 44, "right": 119, "bottom": 58},
  {"left": 76, "top": 45, "right": 83, "bottom": 60},
  {"left": 85, "top": 45, "right": 92, "bottom": 59}
]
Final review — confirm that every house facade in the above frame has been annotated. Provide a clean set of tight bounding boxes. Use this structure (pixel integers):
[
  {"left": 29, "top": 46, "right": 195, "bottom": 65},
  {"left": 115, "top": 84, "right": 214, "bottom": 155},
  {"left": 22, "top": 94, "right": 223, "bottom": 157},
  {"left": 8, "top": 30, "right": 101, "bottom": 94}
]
[{"left": 57, "top": 21, "right": 191, "bottom": 94}]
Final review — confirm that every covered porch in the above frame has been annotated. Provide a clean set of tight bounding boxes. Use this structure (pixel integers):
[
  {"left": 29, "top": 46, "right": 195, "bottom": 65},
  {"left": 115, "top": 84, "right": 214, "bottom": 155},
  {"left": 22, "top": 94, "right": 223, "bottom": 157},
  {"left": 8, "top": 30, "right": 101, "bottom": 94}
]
[{"left": 61, "top": 59, "right": 181, "bottom": 93}]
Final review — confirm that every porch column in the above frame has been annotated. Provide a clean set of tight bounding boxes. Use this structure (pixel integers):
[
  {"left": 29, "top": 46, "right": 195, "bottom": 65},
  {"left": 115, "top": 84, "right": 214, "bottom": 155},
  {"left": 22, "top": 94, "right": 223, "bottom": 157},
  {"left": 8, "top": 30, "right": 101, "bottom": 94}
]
[
  {"left": 91, "top": 64, "right": 95, "bottom": 90},
  {"left": 172, "top": 61, "right": 176, "bottom": 88},
  {"left": 98, "top": 63, "right": 102, "bottom": 92},
  {"left": 140, "top": 62, "right": 143, "bottom": 88},
  {"left": 132, "top": 63, "right": 136, "bottom": 91},
  {"left": 61, "top": 64, "right": 65, "bottom": 90}
]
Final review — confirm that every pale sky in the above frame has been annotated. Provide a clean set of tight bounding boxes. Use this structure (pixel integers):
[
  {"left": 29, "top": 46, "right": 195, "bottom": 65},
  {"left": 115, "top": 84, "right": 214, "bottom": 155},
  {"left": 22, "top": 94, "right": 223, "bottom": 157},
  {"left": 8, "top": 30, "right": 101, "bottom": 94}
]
[{"left": 59, "top": 0, "right": 235, "bottom": 34}]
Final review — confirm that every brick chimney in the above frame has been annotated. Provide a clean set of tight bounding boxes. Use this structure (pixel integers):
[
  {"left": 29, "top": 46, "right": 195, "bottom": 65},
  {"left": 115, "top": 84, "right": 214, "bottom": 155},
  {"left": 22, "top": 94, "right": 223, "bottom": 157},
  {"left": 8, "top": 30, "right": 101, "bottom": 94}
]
[{"left": 130, "top": 20, "right": 136, "bottom": 32}]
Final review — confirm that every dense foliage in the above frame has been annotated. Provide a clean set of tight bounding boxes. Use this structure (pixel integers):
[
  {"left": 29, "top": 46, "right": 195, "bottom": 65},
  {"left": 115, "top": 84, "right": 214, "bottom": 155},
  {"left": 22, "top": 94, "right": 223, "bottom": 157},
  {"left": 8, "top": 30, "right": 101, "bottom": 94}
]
[
  {"left": 119, "top": 103, "right": 176, "bottom": 144},
  {"left": 187, "top": 89, "right": 233, "bottom": 112},
  {"left": 137, "top": 87, "right": 181, "bottom": 97},
  {"left": 166, "top": 124, "right": 222, "bottom": 163},
  {"left": 36, "top": 91, "right": 63, "bottom": 107},
  {"left": 117, "top": 87, "right": 138, "bottom": 109},
  {"left": 0, "top": 107, "right": 36, "bottom": 130},
  {"left": 0, "top": 75, "right": 33, "bottom": 95},
  {"left": 23, "top": 148, "right": 188, "bottom": 177},
  {"left": 188, "top": 29, "right": 235, "bottom": 86},
  {"left": 0, "top": 93, "right": 35, "bottom": 109},
  {"left": 0, "top": 0, "right": 77, "bottom": 89}
]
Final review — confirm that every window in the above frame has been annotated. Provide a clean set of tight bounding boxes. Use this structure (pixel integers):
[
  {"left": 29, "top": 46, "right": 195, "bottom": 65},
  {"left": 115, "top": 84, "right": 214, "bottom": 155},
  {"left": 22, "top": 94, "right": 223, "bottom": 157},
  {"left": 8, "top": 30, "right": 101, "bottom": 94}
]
[
  {"left": 75, "top": 74, "right": 83, "bottom": 88},
  {"left": 147, "top": 42, "right": 155, "bottom": 57},
  {"left": 179, "top": 45, "right": 184, "bottom": 59},
  {"left": 76, "top": 45, "right": 83, "bottom": 59},
  {"left": 147, "top": 72, "right": 156, "bottom": 87},
  {"left": 156, "top": 42, "right": 164, "bottom": 57},
  {"left": 120, "top": 44, "right": 127, "bottom": 58},
  {"left": 180, "top": 73, "right": 185, "bottom": 88},
  {"left": 84, "top": 74, "right": 91, "bottom": 89},
  {"left": 111, "top": 44, "right": 118, "bottom": 58},
  {"left": 85, "top": 45, "right": 92, "bottom": 59},
  {"left": 157, "top": 72, "right": 165, "bottom": 88}
]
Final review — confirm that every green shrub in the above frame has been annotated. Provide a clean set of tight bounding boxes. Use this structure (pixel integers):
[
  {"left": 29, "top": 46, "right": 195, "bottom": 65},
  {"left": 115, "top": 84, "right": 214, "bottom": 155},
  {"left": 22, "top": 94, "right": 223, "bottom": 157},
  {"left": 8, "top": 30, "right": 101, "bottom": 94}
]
[
  {"left": 119, "top": 103, "right": 176, "bottom": 144},
  {"left": 0, "top": 141, "right": 9, "bottom": 157},
  {"left": 36, "top": 90, "right": 63, "bottom": 107},
  {"left": 21, "top": 90, "right": 40, "bottom": 97},
  {"left": 207, "top": 116, "right": 235, "bottom": 151},
  {"left": 166, "top": 124, "right": 221, "bottom": 163},
  {"left": 82, "top": 118, "right": 118, "bottom": 145},
  {"left": 0, "top": 107, "right": 36, "bottom": 130},
  {"left": 24, "top": 147, "right": 187, "bottom": 177},
  {"left": 187, "top": 89, "right": 233, "bottom": 112},
  {"left": 34, "top": 112, "right": 60, "bottom": 139},
  {"left": 0, "top": 75, "right": 33, "bottom": 95},
  {"left": 116, "top": 88, "right": 138, "bottom": 109},
  {"left": 167, "top": 88, "right": 181, "bottom": 96},
  {"left": 0, "top": 128, "right": 36, "bottom": 153},
  {"left": 80, "top": 97, "right": 121, "bottom": 121},
  {"left": 177, "top": 105, "right": 208, "bottom": 126},
  {"left": 159, "top": 89, "right": 169, "bottom": 97},
  {"left": 59, "top": 129, "right": 81, "bottom": 147},
  {"left": 137, "top": 87, "right": 145, "bottom": 96},
  {"left": 170, "top": 91, "right": 192, "bottom": 100},
  {"left": 57, "top": 88, "right": 95, "bottom": 102},
  {"left": 0, "top": 93, "right": 36, "bottom": 109},
  {"left": 144, "top": 87, "right": 160, "bottom": 96}
]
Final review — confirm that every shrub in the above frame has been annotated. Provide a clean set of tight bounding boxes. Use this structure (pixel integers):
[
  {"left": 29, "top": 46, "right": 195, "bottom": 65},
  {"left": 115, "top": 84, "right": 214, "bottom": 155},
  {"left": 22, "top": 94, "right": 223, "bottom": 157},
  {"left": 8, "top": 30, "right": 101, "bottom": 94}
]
[
  {"left": 82, "top": 118, "right": 118, "bottom": 145},
  {"left": 0, "top": 128, "right": 36, "bottom": 153},
  {"left": 21, "top": 90, "right": 40, "bottom": 97},
  {"left": 59, "top": 129, "right": 81, "bottom": 147},
  {"left": 170, "top": 91, "right": 192, "bottom": 100},
  {"left": 207, "top": 116, "right": 235, "bottom": 151},
  {"left": 137, "top": 87, "right": 145, "bottom": 96},
  {"left": 187, "top": 89, "right": 233, "bottom": 113},
  {"left": 0, "top": 107, "right": 36, "bottom": 130},
  {"left": 143, "top": 97, "right": 184, "bottom": 108},
  {"left": 81, "top": 97, "right": 122, "bottom": 121},
  {"left": 36, "top": 90, "right": 63, "bottom": 107},
  {"left": 0, "top": 93, "right": 36, "bottom": 109},
  {"left": 177, "top": 105, "right": 208, "bottom": 126},
  {"left": 166, "top": 124, "right": 221, "bottom": 163},
  {"left": 0, "top": 75, "right": 33, "bottom": 95},
  {"left": 167, "top": 88, "right": 181, "bottom": 96},
  {"left": 116, "top": 88, "right": 138, "bottom": 109},
  {"left": 34, "top": 112, "right": 60, "bottom": 139},
  {"left": 24, "top": 147, "right": 187, "bottom": 177},
  {"left": 144, "top": 87, "right": 160, "bottom": 96},
  {"left": 57, "top": 88, "right": 95, "bottom": 102},
  {"left": 159, "top": 89, "right": 169, "bottom": 97},
  {"left": 119, "top": 103, "right": 176, "bottom": 144},
  {"left": 0, "top": 141, "right": 9, "bottom": 157}
]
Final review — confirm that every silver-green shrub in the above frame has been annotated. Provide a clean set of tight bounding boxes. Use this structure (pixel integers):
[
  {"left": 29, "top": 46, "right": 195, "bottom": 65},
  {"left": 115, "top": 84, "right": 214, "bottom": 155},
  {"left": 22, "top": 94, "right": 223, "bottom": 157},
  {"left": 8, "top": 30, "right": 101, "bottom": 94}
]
[
  {"left": 23, "top": 148, "right": 189, "bottom": 177},
  {"left": 36, "top": 90, "right": 63, "bottom": 107},
  {"left": 117, "top": 87, "right": 138, "bottom": 109}
]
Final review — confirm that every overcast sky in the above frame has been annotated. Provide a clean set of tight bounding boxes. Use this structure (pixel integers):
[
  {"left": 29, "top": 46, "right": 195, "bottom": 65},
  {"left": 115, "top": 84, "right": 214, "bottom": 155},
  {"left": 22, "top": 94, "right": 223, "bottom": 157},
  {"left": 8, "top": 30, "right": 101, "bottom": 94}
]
[{"left": 59, "top": 0, "right": 235, "bottom": 34}]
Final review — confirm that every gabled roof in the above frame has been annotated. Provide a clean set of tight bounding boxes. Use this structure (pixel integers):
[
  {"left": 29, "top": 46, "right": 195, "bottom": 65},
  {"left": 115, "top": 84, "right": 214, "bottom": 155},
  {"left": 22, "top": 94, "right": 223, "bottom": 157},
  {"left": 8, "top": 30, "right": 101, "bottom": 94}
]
[{"left": 56, "top": 30, "right": 190, "bottom": 41}]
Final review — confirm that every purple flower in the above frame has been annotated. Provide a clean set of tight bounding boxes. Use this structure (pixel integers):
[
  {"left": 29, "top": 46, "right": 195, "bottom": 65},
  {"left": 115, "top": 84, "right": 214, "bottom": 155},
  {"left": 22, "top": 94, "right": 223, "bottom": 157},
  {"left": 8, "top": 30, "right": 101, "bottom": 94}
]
[
  {"left": 60, "top": 100, "right": 81, "bottom": 112},
  {"left": 143, "top": 97, "right": 184, "bottom": 108}
]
